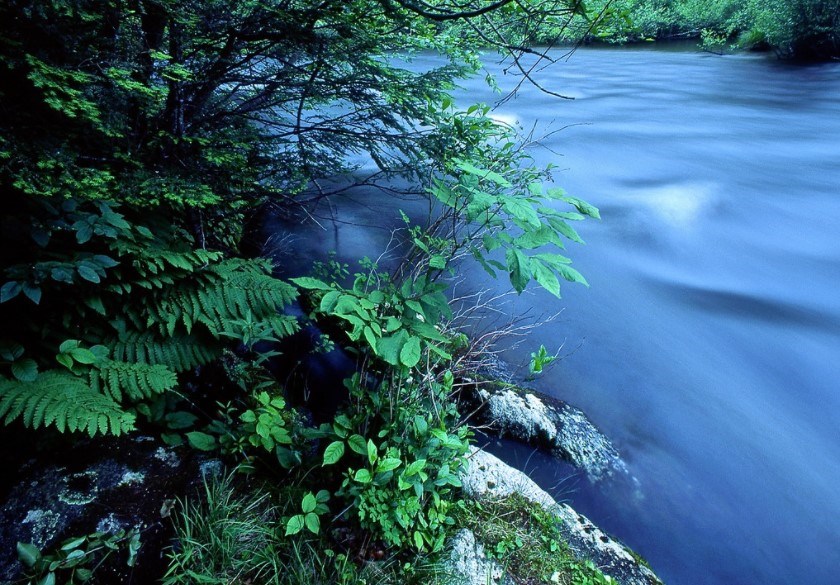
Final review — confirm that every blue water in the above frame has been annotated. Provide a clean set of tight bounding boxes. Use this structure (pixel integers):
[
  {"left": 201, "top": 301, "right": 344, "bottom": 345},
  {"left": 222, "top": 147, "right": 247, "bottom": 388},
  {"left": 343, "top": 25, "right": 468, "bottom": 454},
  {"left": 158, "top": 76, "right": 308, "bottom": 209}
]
[
  {"left": 274, "top": 46, "right": 840, "bottom": 584},
  {"left": 449, "top": 47, "right": 840, "bottom": 585}
]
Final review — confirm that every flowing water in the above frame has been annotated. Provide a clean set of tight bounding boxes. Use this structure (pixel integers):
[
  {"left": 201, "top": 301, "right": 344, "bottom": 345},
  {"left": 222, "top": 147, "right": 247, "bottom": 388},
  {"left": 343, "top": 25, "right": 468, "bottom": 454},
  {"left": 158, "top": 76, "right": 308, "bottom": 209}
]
[{"left": 272, "top": 46, "right": 840, "bottom": 584}]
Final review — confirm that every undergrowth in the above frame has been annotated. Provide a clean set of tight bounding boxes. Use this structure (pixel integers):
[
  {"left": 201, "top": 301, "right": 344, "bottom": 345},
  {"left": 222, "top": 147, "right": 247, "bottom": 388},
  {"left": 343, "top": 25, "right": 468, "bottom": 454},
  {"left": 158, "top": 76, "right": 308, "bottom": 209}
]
[{"left": 163, "top": 471, "right": 460, "bottom": 585}]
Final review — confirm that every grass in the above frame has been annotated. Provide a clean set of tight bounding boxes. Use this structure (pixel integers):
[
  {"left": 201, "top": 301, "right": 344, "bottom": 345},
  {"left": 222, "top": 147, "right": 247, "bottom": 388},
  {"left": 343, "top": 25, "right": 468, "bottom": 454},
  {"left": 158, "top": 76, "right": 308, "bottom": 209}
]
[{"left": 162, "top": 469, "right": 462, "bottom": 585}]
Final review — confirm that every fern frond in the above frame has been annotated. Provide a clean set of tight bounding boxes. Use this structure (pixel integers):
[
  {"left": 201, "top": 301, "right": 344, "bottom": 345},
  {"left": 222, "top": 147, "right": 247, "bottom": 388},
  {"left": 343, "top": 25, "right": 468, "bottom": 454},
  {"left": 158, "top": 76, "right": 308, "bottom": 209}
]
[
  {"left": 107, "top": 331, "right": 221, "bottom": 372},
  {"left": 89, "top": 360, "right": 178, "bottom": 402},
  {"left": 144, "top": 258, "right": 298, "bottom": 338},
  {"left": 0, "top": 371, "right": 135, "bottom": 436}
]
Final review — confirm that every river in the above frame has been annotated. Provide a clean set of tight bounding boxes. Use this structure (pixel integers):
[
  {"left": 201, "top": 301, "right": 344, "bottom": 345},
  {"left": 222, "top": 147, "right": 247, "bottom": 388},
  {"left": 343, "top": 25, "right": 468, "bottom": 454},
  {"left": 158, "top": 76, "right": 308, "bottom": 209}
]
[{"left": 272, "top": 45, "right": 840, "bottom": 585}]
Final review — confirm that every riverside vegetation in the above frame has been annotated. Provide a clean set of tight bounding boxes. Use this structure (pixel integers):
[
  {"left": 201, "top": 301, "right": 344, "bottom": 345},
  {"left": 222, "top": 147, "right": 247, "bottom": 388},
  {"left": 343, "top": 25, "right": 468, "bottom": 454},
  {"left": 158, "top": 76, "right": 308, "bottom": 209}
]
[
  {"left": 455, "top": 0, "right": 840, "bottom": 59},
  {"left": 1, "top": 1, "right": 829, "bottom": 584},
  {"left": 0, "top": 1, "right": 613, "bottom": 584}
]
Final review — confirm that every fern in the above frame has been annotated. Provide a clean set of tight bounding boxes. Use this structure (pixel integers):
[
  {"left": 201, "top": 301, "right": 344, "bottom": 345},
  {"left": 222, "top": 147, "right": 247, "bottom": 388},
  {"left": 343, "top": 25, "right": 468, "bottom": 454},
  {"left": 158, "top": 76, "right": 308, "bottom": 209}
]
[
  {"left": 143, "top": 258, "right": 299, "bottom": 338},
  {"left": 0, "top": 371, "right": 135, "bottom": 436},
  {"left": 107, "top": 332, "right": 221, "bottom": 373},
  {"left": 89, "top": 360, "right": 178, "bottom": 402}
]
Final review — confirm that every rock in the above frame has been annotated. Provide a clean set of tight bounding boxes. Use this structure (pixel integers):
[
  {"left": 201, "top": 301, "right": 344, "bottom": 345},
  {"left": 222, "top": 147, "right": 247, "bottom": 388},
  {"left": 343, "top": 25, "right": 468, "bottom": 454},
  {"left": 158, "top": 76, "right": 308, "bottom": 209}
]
[
  {"left": 444, "top": 528, "right": 504, "bottom": 585},
  {"left": 461, "top": 448, "right": 662, "bottom": 585},
  {"left": 461, "top": 380, "right": 628, "bottom": 482},
  {"left": 0, "top": 435, "right": 213, "bottom": 585}
]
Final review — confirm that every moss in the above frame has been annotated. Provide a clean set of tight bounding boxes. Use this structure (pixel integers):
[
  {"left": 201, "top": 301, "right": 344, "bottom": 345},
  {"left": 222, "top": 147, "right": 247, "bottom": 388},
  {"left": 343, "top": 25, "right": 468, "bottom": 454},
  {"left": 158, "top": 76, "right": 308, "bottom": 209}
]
[{"left": 455, "top": 493, "right": 616, "bottom": 585}]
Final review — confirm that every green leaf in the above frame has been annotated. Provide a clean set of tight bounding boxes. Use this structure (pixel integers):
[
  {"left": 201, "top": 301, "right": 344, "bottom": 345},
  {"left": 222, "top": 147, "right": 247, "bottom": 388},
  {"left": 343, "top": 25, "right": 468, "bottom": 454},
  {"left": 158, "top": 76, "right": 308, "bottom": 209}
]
[
  {"left": 276, "top": 446, "right": 300, "bottom": 468},
  {"left": 548, "top": 217, "right": 584, "bottom": 244},
  {"left": 186, "top": 431, "right": 217, "bottom": 451},
  {"left": 515, "top": 224, "right": 555, "bottom": 249},
  {"left": 290, "top": 277, "right": 332, "bottom": 290},
  {"left": 60, "top": 536, "right": 87, "bottom": 551},
  {"left": 1, "top": 282, "right": 22, "bottom": 303},
  {"left": 11, "top": 359, "right": 38, "bottom": 382},
  {"left": 77, "top": 265, "right": 101, "bottom": 283},
  {"left": 534, "top": 261, "right": 561, "bottom": 298},
  {"left": 38, "top": 573, "right": 55, "bottom": 585},
  {"left": 301, "top": 492, "right": 317, "bottom": 513},
  {"left": 404, "top": 459, "right": 427, "bottom": 476},
  {"left": 285, "top": 514, "right": 304, "bottom": 536},
  {"left": 59, "top": 339, "right": 80, "bottom": 352},
  {"left": 413, "top": 530, "right": 424, "bottom": 550},
  {"left": 560, "top": 195, "right": 601, "bottom": 219},
  {"left": 166, "top": 411, "right": 198, "bottom": 430},
  {"left": 399, "top": 336, "right": 422, "bottom": 368},
  {"left": 377, "top": 330, "right": 409, "bottom": 366},
  {"left": 319, "top": 290, "right": 341, "bottom": 313},
  {"left": 362, "top": 326, "right": 378, "bottom": 353},
  {"left": 354, "top": 469, "right": 372, "bottom": 484},
  {"left": 455, "top": 160, "right": 511, "bottom": 187},
  {"left": 304, "top": 512, "right": 320, "bottom": 534},
  {"left": 65, "top": 549, "right": 86, "bottom": 566},
  {"left": 502, "top": 197, "right": 540, "bottom": 228},
  {"left": 367, "top": 439, "right": 378, "bottom": 465},
  {"left": 322, "top": 441, "right": 345, "bottom": 466},
  {"left": 55, "top": 353, "right": 73, "bottom": 369},
  {"left": 22, "top": 283, "right": 42, "bottom": 305},
  {"left": 506, "top": 248, "right": 532, "bottom": 293},
  {"left": 556, "top": 264, "right": 589, "bottom": 287},
  {"left": 75, "top": 568, "right": 93, "bottom": 582},
  {"left": 50, "top": 268, "right": 74, "bottom": 284},
  {"left": 16, "top": 542, "right": 40, "bottom": 568},
  {"left": 377, "top": 457, "right": 402, "bottom": 473},
  {"left": 348, "top": 434, "right": 366, "bottom": 455},
  {"left": 413, "top": 415, "right": 428, "bottom": 436},
  {"left": 69, "top": 347, "right": 97, "bottom": 364},
  {"left": 429, "top": 255, "right": 447, "bottom": 269}
]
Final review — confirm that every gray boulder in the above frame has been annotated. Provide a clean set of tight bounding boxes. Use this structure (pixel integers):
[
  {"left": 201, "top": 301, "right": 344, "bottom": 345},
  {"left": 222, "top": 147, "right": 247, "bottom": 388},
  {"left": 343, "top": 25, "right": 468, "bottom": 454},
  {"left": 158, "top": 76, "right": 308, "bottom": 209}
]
[
  {"left": 444, "top": 528, "right": 504, "bottom": 585},
  {"left": 460, "top": 448, "right": 662, "bottom": 585},
  {"left": 461, "top": 380, "right": 628, "bottom": 482}
]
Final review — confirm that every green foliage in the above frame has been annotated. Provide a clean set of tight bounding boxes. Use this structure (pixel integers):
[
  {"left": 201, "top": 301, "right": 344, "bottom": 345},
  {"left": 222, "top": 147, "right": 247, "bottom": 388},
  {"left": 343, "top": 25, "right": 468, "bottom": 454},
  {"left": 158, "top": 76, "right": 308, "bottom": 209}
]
[
  {"left": 321, "top": 371, "right": 470, "bottom": 552},
  {"left": 284, "top": 491, "right": 330, "bottom": 536},
  {"left": 106, "top": 332, "right": 218, "bottom": 374},
  {"left": 409, "top": 101, "right": 599, "bottom": 301},
  {"left": 0, "top": 371, "right": 135, "bottom": 437},
  {"left": 0, "top": 194, "right": 299, "bottom": 439},
  {"left": 529, "top": 345, "right": 558, "bottom": 375},
  {"left": 89, "top": 360, "right": 178, "bottom": 402},
  {"left": 17, "top": 530, "right": 141, "bottom": 585},
  {"left": 294, "top": 259, "right": 455, "bottom": 372},
  {"left": 164, "top": 471, "right": 445, "bottom": 585},
  {"left": 606, "top": 0, "right": 840, "bottom": 58}
]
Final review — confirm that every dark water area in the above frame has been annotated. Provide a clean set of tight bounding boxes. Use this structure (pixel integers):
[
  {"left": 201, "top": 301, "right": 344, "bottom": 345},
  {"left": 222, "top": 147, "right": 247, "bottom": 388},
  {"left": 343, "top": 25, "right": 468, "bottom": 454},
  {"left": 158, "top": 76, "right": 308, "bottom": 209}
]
[{"left": 268, "top": 46, "right": 840, "bottom": 585}]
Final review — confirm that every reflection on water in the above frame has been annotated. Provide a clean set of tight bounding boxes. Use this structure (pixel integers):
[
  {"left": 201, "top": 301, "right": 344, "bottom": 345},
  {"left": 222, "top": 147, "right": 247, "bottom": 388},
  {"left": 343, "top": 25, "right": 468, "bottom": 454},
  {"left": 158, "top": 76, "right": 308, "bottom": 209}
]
[{"left": 269, "top": 46, "right": 840, "bottom": 585}]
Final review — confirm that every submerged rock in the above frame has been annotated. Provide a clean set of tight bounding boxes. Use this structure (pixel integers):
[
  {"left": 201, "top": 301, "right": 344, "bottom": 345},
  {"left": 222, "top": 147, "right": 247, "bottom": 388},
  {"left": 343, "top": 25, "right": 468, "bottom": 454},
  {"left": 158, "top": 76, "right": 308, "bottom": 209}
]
[
  {"left": 460, "top": 448, "right": 662, "bottom": 585},
  {"left": 461, "top": 380, "right": 628, "bottom": 482}
]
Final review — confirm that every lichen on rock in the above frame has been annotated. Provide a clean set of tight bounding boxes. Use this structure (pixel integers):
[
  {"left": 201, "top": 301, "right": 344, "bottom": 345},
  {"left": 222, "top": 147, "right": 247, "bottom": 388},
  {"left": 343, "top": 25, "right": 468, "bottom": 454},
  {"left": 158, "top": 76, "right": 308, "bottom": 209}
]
[
  {"left": 464, "top": 379, "right": 629, "bottom": 482},
  {"left": 444, "top": 528, "right": 505, "bottom": 585}
]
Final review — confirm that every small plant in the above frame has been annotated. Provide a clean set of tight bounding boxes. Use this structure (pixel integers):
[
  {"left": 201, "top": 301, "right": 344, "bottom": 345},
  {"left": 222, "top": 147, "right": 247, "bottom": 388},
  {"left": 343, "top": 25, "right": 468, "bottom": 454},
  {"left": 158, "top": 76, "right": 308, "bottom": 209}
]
[
  {"left": 318, "top": 371, "right": 470, "bottom": 553},
  {"left": 284, "top": 490, "right": 331, "bottom": 536},
  {"left": 17, "top": 529, "right": 140, "bottom": 585},
  {"left": 528, "top": 344, "right": 558, "bottom": 376}
]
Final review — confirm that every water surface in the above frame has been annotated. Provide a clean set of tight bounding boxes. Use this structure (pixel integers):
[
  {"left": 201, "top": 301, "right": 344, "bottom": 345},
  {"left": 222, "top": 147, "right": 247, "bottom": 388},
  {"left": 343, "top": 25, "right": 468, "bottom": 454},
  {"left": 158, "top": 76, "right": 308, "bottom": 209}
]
[{"left": 273, "top": 46, "right": 840, "bottom": 585}]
